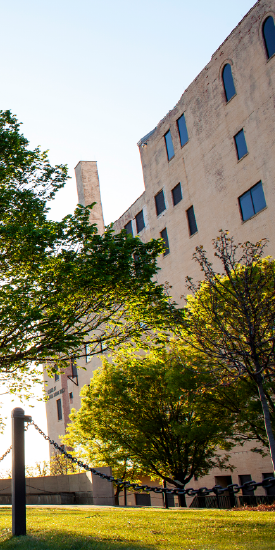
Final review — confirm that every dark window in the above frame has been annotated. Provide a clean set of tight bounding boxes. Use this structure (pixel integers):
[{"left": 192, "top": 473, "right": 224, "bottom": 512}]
[
  {"left": 124, "top": 220, "right": 133, "bottom": 236},
  {"left": 263, "top": 16, "right": 275, "bottom": 59},
  {"left": 69, "top": 392, "right": 73, "bottom": 400},
  {"left": 263, "top": 473, "right": 275, "bottom": 496},
  {"left": 234, "top": 129, "right": 248, "bottom": 160},
  {"left": 172, "top": 183, "right": 182, "bottom": 206},
  {"left": 164, "top": 130, "right": 175, "bottom": 161},
  {"left": 70, "top": 357, "right": 77, "bottom": 378},
  {"left": 135, "top": 210, "right": 145, "bottom": 233},
  {"left": 57, "top": 399, "right": 62, "bottom": 421},
  {"left": 239, "top": 475, "right": 254, "bottom": 496},
  {"left": 135, "top": 493, "right": 151, "bottom": 506},
  {"left": 239, "top": 182, "right": 266, "bottom": 222},
  {"left": 160, "top": 228, "right": 169, "bottom": 256},
  {"left": 177, "top": 113, "right": 188, "bottom": 147},
  {"left": 222, "top": 64, "right": 236, "bottom": 102},
  {"left": 155, "top": 190, "right": 166, "bottom": 216},
  {"left": 54, "top": 373, "right": 59, "bottom": 382},
  {"left": 187, "top": 206, "right": 198, "bottom": 236}
]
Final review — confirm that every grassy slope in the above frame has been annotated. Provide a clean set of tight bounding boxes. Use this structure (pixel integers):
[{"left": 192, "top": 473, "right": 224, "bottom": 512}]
[{"left": 0, "top": 507, "right": 274, "bottom": 550}]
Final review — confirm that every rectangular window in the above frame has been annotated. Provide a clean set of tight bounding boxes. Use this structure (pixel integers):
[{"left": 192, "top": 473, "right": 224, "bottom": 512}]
[
  {"left": 164, "top": 130, "right": 175, "bottom": 161},
  {"left": 135, "top": 493, "right": 151, "bottom": 506},
  {"left": 234, "top": 129, "right": 248, "bottom": 160},
  {"left": 172, "top": 183, "right": 182, "bottom": 206},
  {"left": 160, "top": 228, "right": 169, "bottom": 256},
  {"left": 135, "top": 210, "right": 145, "bottom": 233},
  {"left": 239, "top": 182, "right": 266, "bottom": 222},
  {"left": 69, "top": 392, "right": 73, "bottom": 401},
  {"left": 187, "top": 205, "right": 198, "bottom": 236},
  {"left": 54, "top": 373, "right": 59, "bottom": 382},
  {"left": 177, "top": 113, "right": 188, "bottom": 147},
  {"left": 155, "top": 190, "right": 166, "bottom": 216},
  {"left": 57, "top": 399, "right": 62, "bottom": 421},
  {"left": 85, "top": 344, "right": 92, "bottom": 363},
  {"left": 70, "top": 357, "right": 77, "bottom": 378},
  {"left": 124, "top": 220, "right": 133, "bottom": 236}
]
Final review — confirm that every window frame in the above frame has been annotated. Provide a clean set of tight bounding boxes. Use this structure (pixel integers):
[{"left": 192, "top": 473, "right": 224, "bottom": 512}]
[
  {"left": 155, "top": 189, "right": 166, "bottom": 216},
  {"left": 124, "top": 220, "right": 133, "bottom": 236},
  {"left": 234, "top": 129, "right": 248, "bottom": 161},
  {"left": 164, "top": 130, "right": 175, "bottom": 161},
  {"left": 238, "top": 181, "right": 267, "bottom": 222},
  {"left": 262, "top": 15, "right": 275, "bottom": 60},
  {"left": 135, "top": 210, "right": 145, "bottom": 234},
  {"left": 186, "top": 205, "right": 198, "bottom": 237},
  {"left": 85, "top": 343, "right": 92, "bottom": 363},
  {"left": 177, "top": 113, "right": 189, "bottom": 148},
  {"left": 160, "top": 227, "right": 170, "bottom": 256},
  {"left": 57, "top": 398, "right": 62, "bottom": 421},
  {"left": 172, "top": 182, "right": 182, "bottom": 206},
  {"left": 222, "top": 63, "right": 236, "bottom": 103}
]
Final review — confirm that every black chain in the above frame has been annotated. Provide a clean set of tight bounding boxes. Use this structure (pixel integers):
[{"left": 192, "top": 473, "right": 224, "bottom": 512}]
[
  {"left": 0, "top": 446, "right": 12, "bottom": 463},
  {"left": 29, "top": 421, "right": 275, "bottom": 497}
]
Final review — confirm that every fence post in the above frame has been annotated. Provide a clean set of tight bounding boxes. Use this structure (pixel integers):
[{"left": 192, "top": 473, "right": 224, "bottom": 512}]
[
  {"left": 163, "top": 480, "right": 169, "bottom": 509},
  {"left": 12, "top": 408, "right": 32, "bottom": 536}
]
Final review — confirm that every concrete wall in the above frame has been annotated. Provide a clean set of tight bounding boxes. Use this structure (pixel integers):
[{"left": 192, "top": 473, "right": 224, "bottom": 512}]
[{"left": 0, "top": 468, "right": 114, "bottom": 506}]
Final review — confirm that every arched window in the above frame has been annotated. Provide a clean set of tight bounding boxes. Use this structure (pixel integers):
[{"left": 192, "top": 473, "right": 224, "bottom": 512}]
[
  {"left": 222, "top": 64, "right": 236, "bottom": 102},
  {"left": 263, "top": 16, "right": 275, "bottom": 59}
]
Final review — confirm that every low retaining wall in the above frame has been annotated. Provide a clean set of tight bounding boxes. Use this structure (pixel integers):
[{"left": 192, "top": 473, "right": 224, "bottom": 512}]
[{"left": 0, "top": 468, "right": 114, "bottom": 506}]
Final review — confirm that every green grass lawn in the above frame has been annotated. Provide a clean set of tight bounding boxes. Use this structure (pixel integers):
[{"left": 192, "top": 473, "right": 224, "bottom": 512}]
[{"left": 0, "top": 506, "right": 274, "bottom": 550}]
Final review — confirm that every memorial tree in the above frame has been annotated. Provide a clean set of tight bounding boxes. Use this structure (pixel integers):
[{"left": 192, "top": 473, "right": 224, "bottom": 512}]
[{"left": 0, "top": 110, "right": 176, "bottom": 399}]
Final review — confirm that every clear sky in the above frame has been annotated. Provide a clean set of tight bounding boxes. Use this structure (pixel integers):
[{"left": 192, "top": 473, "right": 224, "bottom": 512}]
[{"left": 0, "top": 0, "right": 256, "bottom": 468}]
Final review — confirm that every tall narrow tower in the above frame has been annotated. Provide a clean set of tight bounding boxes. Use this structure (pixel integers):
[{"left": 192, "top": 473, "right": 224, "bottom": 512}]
[{"left": 74, "top": 161, "right": 104, "bottom": 234}]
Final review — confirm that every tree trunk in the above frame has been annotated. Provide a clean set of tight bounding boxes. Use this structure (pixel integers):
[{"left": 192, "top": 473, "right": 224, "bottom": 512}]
[
  {"left": 114, "top": 486, "right": 120, "bottom": 506},
  {"left": 258, "top": 379, "right": 275, "bottom": 473}
]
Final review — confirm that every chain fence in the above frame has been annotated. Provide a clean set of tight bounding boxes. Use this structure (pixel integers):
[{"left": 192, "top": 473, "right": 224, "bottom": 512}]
[
  {"left": 28, "top": 420, "right": 275, "bottom": 498},
  {"left": 1, "top": 420, "right": 274, "bottom": 500}
]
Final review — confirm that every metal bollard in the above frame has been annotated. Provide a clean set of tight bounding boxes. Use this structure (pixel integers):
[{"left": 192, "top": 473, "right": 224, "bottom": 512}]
[{"left": 12, "top": 408, "right": 32, "bottom": 536}]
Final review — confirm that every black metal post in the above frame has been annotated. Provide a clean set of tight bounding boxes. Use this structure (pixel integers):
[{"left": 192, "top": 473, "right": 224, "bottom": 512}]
[
  {"left": 12, "top": 408, "right": 32, "bottom": 536},
  {"left": 124, "top": 486, "right": 127, "bottom": 507},
  {"left": 163, "top": 480, "right": 169, "bottom": 509}
]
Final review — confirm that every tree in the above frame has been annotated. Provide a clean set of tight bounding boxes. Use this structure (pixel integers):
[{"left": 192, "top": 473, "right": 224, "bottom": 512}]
[
  {"left": 63, "top": 347, "right": 236, "bottom": 506},
  {"left": 184, "top": 231, "right": 275, "bottom": 471},
  {"left": 0, "top": 110, "right": 176, "bottom": 395}
]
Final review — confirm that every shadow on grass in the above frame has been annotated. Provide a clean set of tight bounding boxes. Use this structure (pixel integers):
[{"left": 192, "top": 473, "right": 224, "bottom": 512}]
[{"left": 0, "top": 531, "right": 156, "bottom": 550}]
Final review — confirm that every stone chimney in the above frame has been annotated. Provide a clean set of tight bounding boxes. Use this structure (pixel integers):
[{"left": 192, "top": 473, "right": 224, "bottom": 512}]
[{"left": 74, "top": 161, "right": 105, "bottom": 235}]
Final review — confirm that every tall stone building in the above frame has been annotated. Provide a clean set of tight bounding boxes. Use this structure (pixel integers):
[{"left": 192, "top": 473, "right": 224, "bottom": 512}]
[{"left": 44, "top": 0, "right": 275, "bottom": 504}]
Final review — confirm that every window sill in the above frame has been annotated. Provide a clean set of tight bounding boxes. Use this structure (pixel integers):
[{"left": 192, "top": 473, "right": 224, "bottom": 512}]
[
  {"left": 237, "top": 152, "right": 249, "bottom": 163},
  {"left": 167, "top": 154, "right": 175, "bottom": 162},
  {"left": 241, "top": 206, "right": 267, "bottom": 224},
  {"left": 267, "top": 51, "right": 275, "bottom": 63},
  {"left": 189, "top": 230, "right": 198, "bottom": 238},
  {"left": 156, "top": 210, "right": 166, "bottom": 218},
  {"left": 225, "top": 93, "right": 237, "bottom": 105},
  {"left": 163, "top": 251, "right": 170, "bottom": 257},
  {"left": 180, "top": 139, "right": 189, "bottom": 149}
]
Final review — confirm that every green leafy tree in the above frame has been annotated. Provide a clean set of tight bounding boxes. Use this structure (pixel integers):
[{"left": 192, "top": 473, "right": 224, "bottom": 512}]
[
  {"left": 63, "top": 347, "right": 236, "bottom": 506},
  {"left": 0, "top": 110, "right": 176, "bottom": 395},
  {"left": 184, "top": 231, "right": 275, "bottom": 471}
]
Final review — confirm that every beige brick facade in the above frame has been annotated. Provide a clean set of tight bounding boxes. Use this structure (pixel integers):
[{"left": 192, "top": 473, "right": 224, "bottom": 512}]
[{"left": 45, "top": 0, "right": 275, "bottom": 503}]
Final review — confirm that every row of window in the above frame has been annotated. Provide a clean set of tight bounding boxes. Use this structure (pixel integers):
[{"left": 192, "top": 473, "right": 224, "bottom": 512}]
[
  {"left": 159, "top": 181, "right": 266, "bottom": 257},
  {"left": 163, "top": 16, "right": 275, "bottom": 162},
  {"left": 125, "top": 177, "right": 266, "bottom": 248}
]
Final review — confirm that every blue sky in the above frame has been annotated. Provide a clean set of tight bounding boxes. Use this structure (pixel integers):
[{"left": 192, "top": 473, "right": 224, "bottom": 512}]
[
  {"left": 0, "top": 0, "right": 256, "bottom": 226},
  {"left": 0, "top": 0, "right": 256, "bottom": 467}
]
